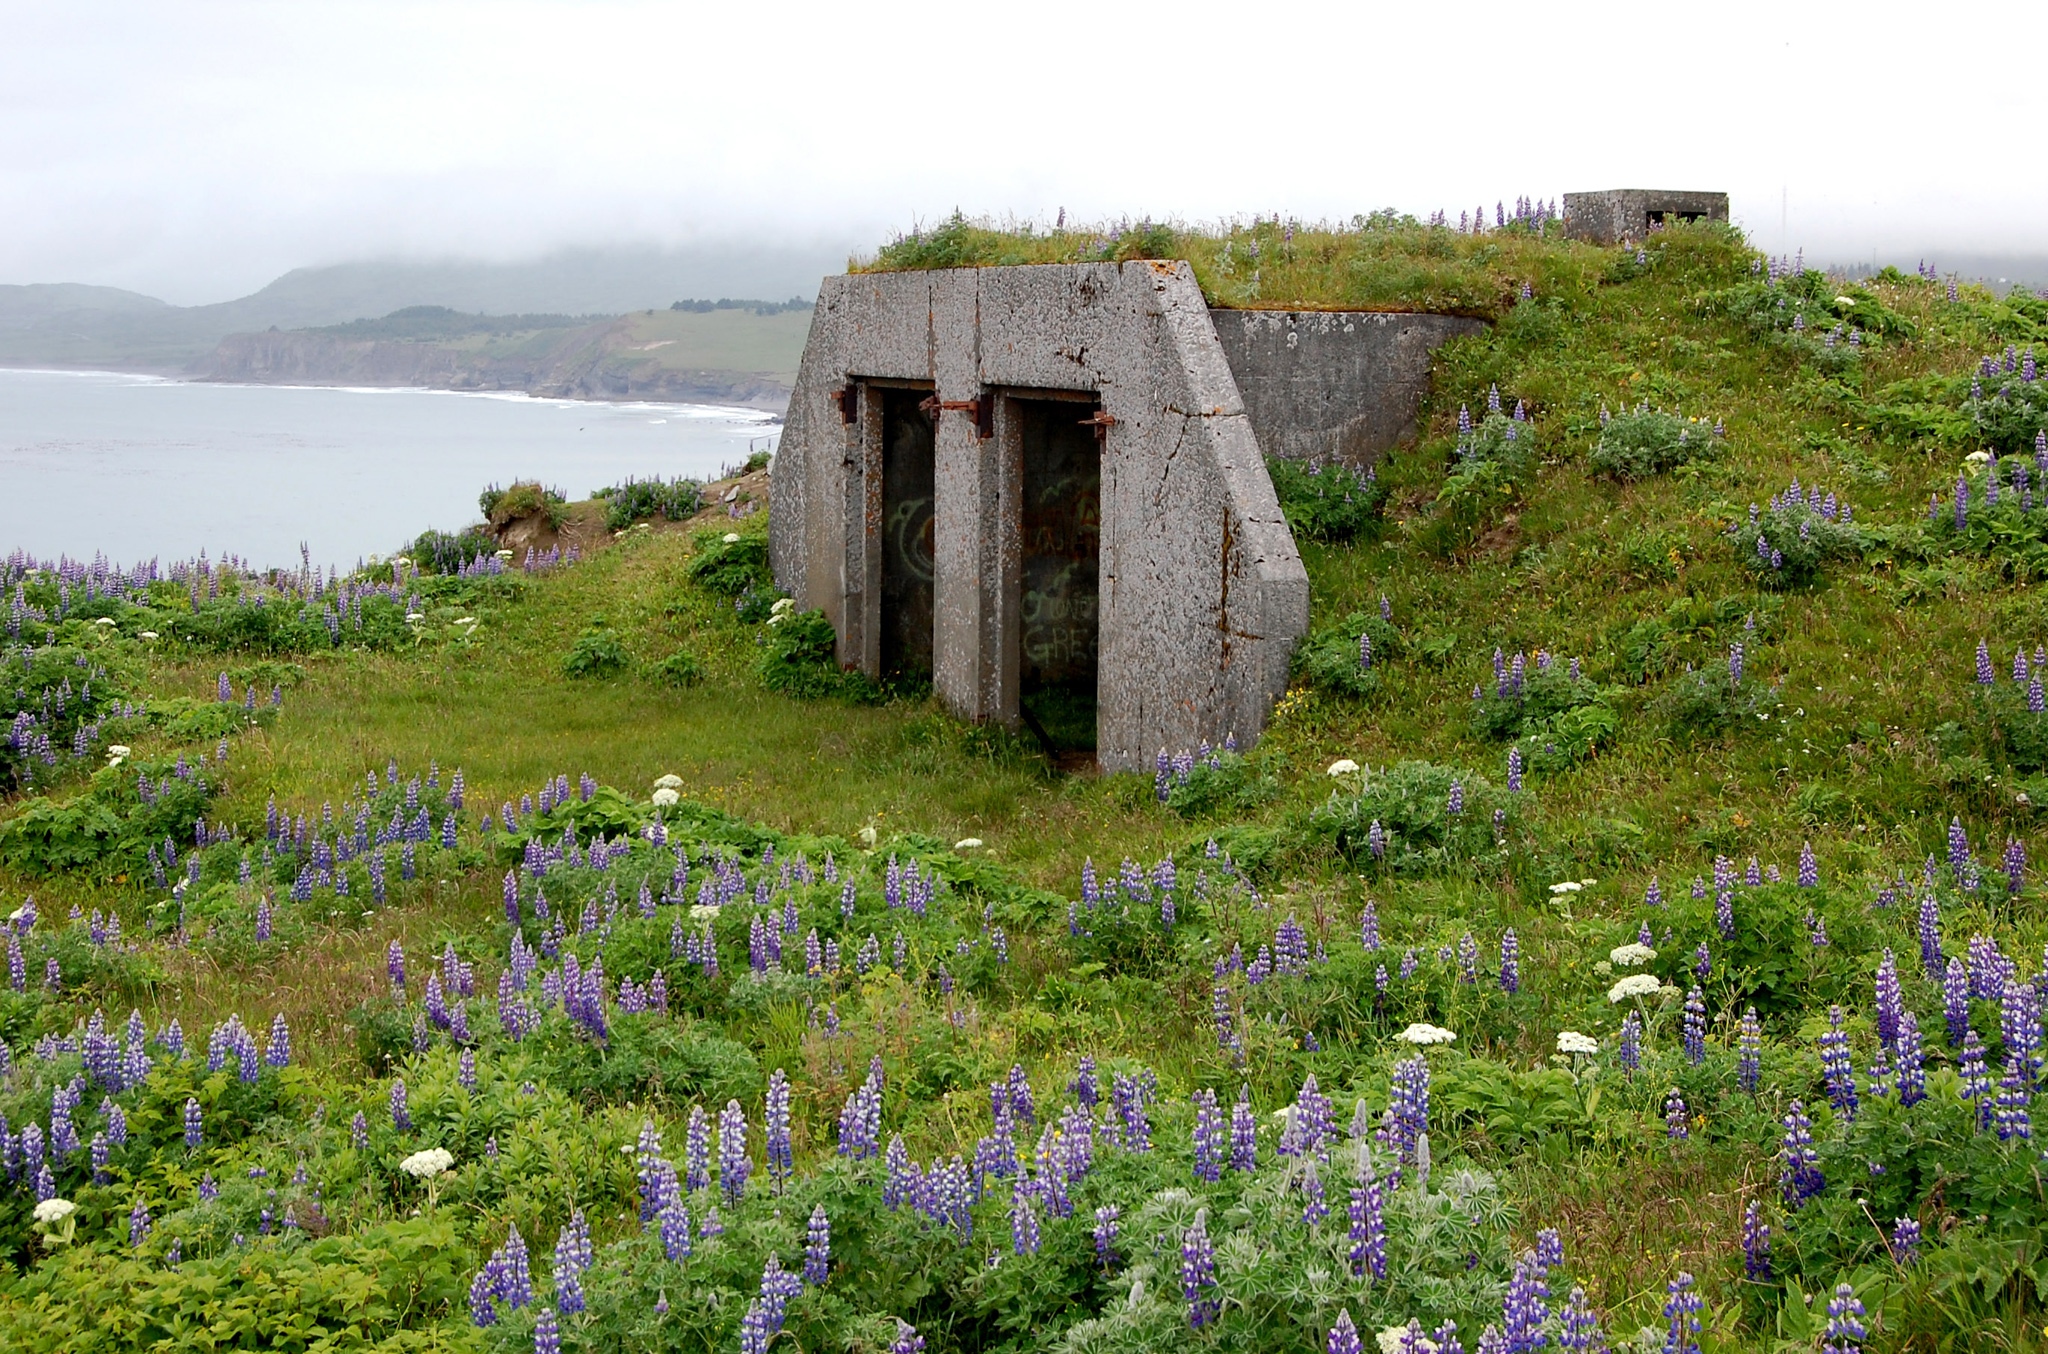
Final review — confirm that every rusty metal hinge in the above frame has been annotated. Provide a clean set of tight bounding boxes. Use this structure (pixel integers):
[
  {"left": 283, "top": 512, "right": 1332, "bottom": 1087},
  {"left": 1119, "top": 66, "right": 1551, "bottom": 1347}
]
[
  {"left": 926, "top": 396, "right": 995, "bottom": 440},
  {"left": 1079, "top": 409, "right": 1118, "bottom": 443},
  {"left": 836, "top": 385, "right": 859, "bottom": 424}
]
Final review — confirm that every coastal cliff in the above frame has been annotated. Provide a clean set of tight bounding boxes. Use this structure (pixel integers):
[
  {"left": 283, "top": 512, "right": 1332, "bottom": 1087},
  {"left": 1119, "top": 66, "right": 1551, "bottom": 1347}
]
[{"left": 196, "top": 305, "right": 807, "bottom": 410}]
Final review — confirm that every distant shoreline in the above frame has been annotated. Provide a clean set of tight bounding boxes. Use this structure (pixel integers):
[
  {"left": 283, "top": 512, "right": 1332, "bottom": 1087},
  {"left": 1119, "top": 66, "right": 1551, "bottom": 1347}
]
[{"left": 0, "top": 361, "right": 792, "bottom": 416}]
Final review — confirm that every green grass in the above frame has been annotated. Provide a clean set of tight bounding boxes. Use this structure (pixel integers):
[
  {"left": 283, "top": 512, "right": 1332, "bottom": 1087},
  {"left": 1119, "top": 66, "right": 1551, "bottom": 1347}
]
[{"left": 6, "top": 218, "right": 2048, "bottom": 1350}]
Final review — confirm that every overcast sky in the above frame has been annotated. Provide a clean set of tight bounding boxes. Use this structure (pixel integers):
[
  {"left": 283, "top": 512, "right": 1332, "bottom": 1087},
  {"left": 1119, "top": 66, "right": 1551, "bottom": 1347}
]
[{"left": 3, "top": 0, "right": 2043, "bottom": 304}]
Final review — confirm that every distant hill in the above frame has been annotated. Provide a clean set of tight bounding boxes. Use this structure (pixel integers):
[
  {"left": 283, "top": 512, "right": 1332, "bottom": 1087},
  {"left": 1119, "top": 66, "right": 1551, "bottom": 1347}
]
[
  {"left": 195, "top": 305, "right": 812, "bottom": 410},
  {"left": 0, "top": 244, "right": 845, "bottom": 373}
]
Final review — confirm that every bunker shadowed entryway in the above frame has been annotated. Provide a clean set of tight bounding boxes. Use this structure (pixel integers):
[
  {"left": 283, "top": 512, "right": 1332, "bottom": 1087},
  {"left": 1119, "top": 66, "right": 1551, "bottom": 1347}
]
[
  {"left": 879, "top": 388, "right": 935, "bottom": 683},
  {"left": 1015, "top": 395, "right": 1101, "bottom": 753}
]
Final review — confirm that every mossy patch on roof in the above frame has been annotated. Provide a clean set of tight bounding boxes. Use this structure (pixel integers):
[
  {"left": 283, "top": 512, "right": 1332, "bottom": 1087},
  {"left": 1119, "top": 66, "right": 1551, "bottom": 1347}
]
[{"left": 852, "top": 210, "right": 1673, "bottom": 318}]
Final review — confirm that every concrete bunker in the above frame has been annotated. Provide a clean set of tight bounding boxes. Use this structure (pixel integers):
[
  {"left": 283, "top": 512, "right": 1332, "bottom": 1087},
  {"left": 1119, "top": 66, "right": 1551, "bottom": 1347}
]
[
  {"left": 1563, "top": 189, "right": 1730, "bottom": 246},
  {"left": 770, "top": 260, "right": 1476, "bottom": 771}
]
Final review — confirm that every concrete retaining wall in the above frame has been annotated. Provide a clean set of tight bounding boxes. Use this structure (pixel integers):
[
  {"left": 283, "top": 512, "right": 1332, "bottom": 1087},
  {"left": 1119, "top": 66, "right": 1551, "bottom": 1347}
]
[{"left": 1210, "top": 309, "right": 1487, "bottom": 467}]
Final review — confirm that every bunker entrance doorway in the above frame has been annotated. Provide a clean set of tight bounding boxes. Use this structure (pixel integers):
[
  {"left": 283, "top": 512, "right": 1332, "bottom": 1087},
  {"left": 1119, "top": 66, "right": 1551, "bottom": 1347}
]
[
  {"left": 879, "top": 387, "right": 936, "bottom": 684},
  {"left": 1016, "top": 396, "right": 1102, "bottom": 755},
  {"left": 1650, "top": 210, "right": 1707, "bottom": 230}
]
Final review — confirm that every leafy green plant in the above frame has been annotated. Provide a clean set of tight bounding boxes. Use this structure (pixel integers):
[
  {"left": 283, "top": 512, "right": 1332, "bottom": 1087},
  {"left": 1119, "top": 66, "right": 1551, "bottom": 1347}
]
[
  {"left": 1292, "top": 610, "right": 1401, "bottom": 699},
  {"left": 562, "top": 619, "right": 630, "bottom": 678},
  {"left": 1310, "top": 759, "right": 1520, "bottom": 873},
  {"left": 1588, "top": 406, "right": 1724, "bottom": 480},
  {"left": 479, "top": 480, "right": 567, "bottom": 531},
  {"left": 758, "top": 608, "right": 881, "bottom": 703},
  {"left": 652, "top": 649, "right": 704, "bottom": 687},
  {"left": 1159, "top": 747, "right": 1278, "bottom": 819},
  {"left": 406, "top": 525, "right": 499, "bottom": 575},
  {"left": 0, "top": 757, "right": 223, "bottom": 877},
  {"left": 599, "top": 477, "right": 702, "bottom": 530},
  {"left": 1730, "top": 482, "right": 1868, "bottom": 589},
  {"left": 1266, "top": 456, "right": 1386, "bottom": 543},
  {"left": 1654, "top": 649, "right": 1782, "bottom": 740},
  {"left": 687, "top": 530, "right": 770, "bottom": 596}
]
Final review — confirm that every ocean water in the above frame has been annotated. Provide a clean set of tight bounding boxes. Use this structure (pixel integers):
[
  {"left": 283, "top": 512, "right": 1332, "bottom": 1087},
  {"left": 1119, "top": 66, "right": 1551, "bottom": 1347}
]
[{"left": 0, "top": 368, "right": 779, "bottom": 570}]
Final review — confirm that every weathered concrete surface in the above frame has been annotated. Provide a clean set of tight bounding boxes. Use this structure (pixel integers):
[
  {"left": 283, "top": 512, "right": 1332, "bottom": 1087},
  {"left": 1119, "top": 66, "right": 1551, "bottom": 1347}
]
[
  {"left": 770, "top": 261, "right": 1310, "bottom": 771},
  {"left": 1210, "top": 309, "right": 1488, "bottom": 467},
  {"left": 1563, "top": 190, "right": 1730, "bottom": 246}
]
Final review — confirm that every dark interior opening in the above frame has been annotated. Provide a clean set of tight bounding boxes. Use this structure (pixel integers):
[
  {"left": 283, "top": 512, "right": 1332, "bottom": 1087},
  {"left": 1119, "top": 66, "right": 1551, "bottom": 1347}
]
[
  {"left": 1016, "top": 397, "right": 1101, "bottom": 753},
  {"left": 879, "top": 388, "right": 935, "bottom": 684},
  {"left": 1649, "top": 210, "right": 1708, "bottom": 230}
]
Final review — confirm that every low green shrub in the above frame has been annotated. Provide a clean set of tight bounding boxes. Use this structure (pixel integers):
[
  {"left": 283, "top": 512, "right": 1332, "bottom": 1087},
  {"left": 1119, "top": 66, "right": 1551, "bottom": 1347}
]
[
  {"left": 758, "top": 609, "right": 882, "bottom": 704},
  {"left": 0, "top": 756, "right": 224, "bottom": 878},
  {"left": 479, "top": 481, "right": 567, "bottom": 531},
  {"left": 1730, "top": 481, "right": 1867, "bottom": 589},
  {"left": 651, "top": 649, "right": 704, "bottom": 688},
  {"left": 1655, "top": 647, "right": 1782, "bottom": 740},
  {"left": 598, "top": 477, "right": 702, "bottom": 530},
  {"left": 1587, "top": 405, "right": 1723, "bottom": 480},
  {"left": 1310, "top": 759, "right": 1521, "bottom": 873},
  {"left": 687, "top": 530, "right": 770, "bottom": 596},
  {"left": 1265, "top": 456, "right": 1386, "bottom": 543},
  {"left": 406, "top": 525, "right": 499, "bottom": 575},
  {"left": 1292, "top": 609, "right": 1400, "bottom": 698},
  {"left": 1155, "top": 746, "right": 1278, "bottom": 819},
  {"left": 562, "top": 619, "right": 630, "bottom": 679}
]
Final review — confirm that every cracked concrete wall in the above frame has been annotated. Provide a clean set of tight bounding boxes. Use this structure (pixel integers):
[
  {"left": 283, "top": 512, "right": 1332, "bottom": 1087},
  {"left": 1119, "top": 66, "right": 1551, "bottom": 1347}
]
[
  {"left": 1210, "top": 309, "right": 1488, "bottom": 467},
  {"left": 770, "top": 260, "right": 1310, "bottom": 771}
]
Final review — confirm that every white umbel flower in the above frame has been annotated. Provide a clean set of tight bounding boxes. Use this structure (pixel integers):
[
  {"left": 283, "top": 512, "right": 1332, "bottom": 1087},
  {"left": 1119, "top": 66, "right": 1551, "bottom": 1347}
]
[
  {"left": 1609, "top": 943, "right": 1657, "bottom": 968},
  {"left": 654, "top": 774, "right": 683, "bottom": 790},
  {"left": 1395, "top": 1022, "right": 1457, "bottom": 1046},
  {"left": 1556, "top": 1031, "right": 1599, "bottom": 1055},
  {"left": 32, "top": 1198, "right": 75, "bottom": 1224},
  {"left": 1608, "top": 974, "right": 1663, "bottom": 1003},
  {"left": 1327, "top": 758, "right": 1360, "bottom": 776},
  {"left": 651, "top": 787, "right": 680, "bottom": 808},
  {"left": 399, "top": 1148, "right": 455, "bottom": 1179}
]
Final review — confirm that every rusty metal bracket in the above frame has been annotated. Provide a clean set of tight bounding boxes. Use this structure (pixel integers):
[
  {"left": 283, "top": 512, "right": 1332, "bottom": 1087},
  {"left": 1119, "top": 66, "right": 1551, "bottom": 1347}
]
[
  {"left": 928, "top": 397, "right": 995, "bottom": 440},
  {"left": 836, "top": 385, "right": 859, "bottom": 424},
  {"left": 1079, "top": 409, "right": 1118, "bottom": 444}
]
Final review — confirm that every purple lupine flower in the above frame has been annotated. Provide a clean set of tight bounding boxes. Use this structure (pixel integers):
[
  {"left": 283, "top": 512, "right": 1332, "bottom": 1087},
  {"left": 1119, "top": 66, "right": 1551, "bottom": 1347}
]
[
  {"left": 659, "top": 1195, "right": 692, "bottom": 1261},
  {"left": 350, "top": 1110, "right": 368, "bottom": 1151},
  {"left": 1823, "top": 1282, "right": 1867, "bottom": 1354},
  {"left": 2006, "top": 838, "right": 2028, "bottom": 894},
  {"left": 260, "top": 1011, "right": 291, "bottom": 1069},
  {"left": 1819, "top": 1007, "right": 1857, "bottom": 1118},
  {"left": 1664, "top": 1272, "right": 1703, "bottom": 1354},
  {"left": 1230, "top": 1084, "right": 1257, "bottom": 1171},
  {"left": 1945, "top": 957, "right": 1971, "bottom": 1045},
  {"left": 1618, "top": 1011, "right": 1641, "bottom": 1073},
  {"left": 184, "top": 1097, "right": 202, "bottom": 1149},
  {"left": 1557, "top": 1286, "right": 1604, "bottom": 1352},
  {"left": 1180, "top": 1210, "right": 1218, "bottom": 1328},
  {"left": 1091, "top": 1203, "right": 1120, "bottom": 1270},
  {"left": 1501, "top": 1243, "right": 1552, "bottom": 1351},
  {"left": 1978, "top": 639, "right": 1995, "bottom": 684},
  {"left": 1010, "top": 1179, "right": 1040, "bottom": 1255},
  {"left": 1506, "top": 746, "right": 1522, "bottom": 793},
  {"left": 391, "top": 1078, "right": 411, "bottom": 1131},
  {"left": 1328, "top": 1310, "right": 1364, "bottom": 1354},
  {"left": 1737, "top": 1007, "right": 1762, "bottom": 1093},
  {"left": 469, "top": 1266, "right": 499, "bottom": 1326},
  {"left": 1919, "top": 894, "right": 1943, "bottom": 980},
  {"left": 1780, "top": 1101, "right": 1823, "bottom": 1207},
  {"left": 765, "top": 1070, "right": 792, "bottom": 1190},
  {"left": 533, "top": 1307, "right": 560, "bottom": 1354},
  {"left": 1367, "top": 819, "right": 1386, "bottom": 860},
  {"left": 1960, "top": 1030, "right": 1993, "bottom": 1128},
  {"left": 1682, "top": 988, "right": 1706, "bottom": 1065},
  {"left": 1694, "top": 943, "right": 1711, "bottom": 983},
  {"left": 1377, "top": 1055, "right": 1430, "bottom": 1169},
  {"left": 804, "top": 1205, "right": 830, "bottom": 1284},
  {"left": 1742, "top": 1199, "right": 1771, "bottom": 1280},
  {"left": 1895, "top": 1011, "right": 1926, "bottom": 1105},
  {"left": 717, "top": 1100, "right": 750, "bottom": 1203},
  {"left": 1889, "top": 1217, "right": 1921, "bottom": 1267},
  {"left": 1446, "top": 780, "right": 1464, "bottom": 815},
  {"left": 1499, "top": 929, "right": 1520, "bottom": 993},
  {"left": 1665, "top": 1091, "right": 1689, "bottom": 1139},
  {"left": 889, "top": 1321, "right": 926, "bottom": 1354},
  {"left": 129, "top": 1198, "right": 151, "bottom": 1248},
  {"left": 1359, "top": 902, "right": 1380, "bottom": 951},
  {"left": 1191, "top": 1088, "right": 1224, "bottom": 1182}
]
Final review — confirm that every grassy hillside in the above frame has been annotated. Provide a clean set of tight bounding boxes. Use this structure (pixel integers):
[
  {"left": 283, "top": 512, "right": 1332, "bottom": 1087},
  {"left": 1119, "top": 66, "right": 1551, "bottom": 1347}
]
[{"left": 3, "top": 214, "right": 2048, "bottom": 1352}]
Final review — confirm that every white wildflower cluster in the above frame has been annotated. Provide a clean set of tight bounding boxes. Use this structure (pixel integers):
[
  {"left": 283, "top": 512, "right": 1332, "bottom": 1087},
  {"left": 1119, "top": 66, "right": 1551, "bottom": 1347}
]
[
  {"left": 1327, "top": 758, "right": 1360, "bottom": 776},
  {"left": 1556, "top": 1031, "right": 1599, "bottom": 1056},
  {"left": 1395, "top": 1022, "right": 1457, "bottom": 1046},
  {"left": 1607, "top": 974, "right": 1663, "bottom": 1003},
  {"left": 399, "top": 1148, "right": 455, "bottom": 1179},
  {"left": 1608, "top": 943, "right": 1657, "bottom": 968}
]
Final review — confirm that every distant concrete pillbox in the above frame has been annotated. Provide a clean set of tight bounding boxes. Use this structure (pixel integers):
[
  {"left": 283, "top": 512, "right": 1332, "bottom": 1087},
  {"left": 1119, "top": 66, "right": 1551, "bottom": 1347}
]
[
  {"left": 1563, "top": 190, "right": 1729, "bottom": 246},
  {"left": 769, "top": 260, "right": 1477, "bottom": 770}
]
